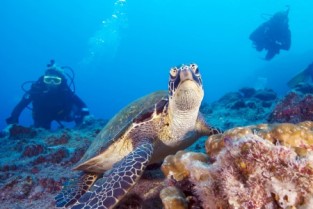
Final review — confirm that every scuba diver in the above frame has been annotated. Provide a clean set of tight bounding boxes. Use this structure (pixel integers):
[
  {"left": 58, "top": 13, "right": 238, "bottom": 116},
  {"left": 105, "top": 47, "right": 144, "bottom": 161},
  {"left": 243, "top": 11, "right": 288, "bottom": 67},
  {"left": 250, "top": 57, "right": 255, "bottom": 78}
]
[
  {"left": 6, "top": 60, "right": 90, "bottom": 129},
  {"left": 287, "top": 62, "right": 313, "bottom": 88},
  {"left": 249, "top": 7, "right": 291, "bottom": 60}
]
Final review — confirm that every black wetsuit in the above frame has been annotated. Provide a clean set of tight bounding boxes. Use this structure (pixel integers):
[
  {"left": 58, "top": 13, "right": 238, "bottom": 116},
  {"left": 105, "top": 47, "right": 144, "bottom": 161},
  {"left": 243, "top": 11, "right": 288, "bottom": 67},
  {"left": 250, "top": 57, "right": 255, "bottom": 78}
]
[
  {"left": 249, "top": 9, "right": 291, "bottom": 60},
  {"left": 6, "top": 76, "right": 89, "bottom": 129}
]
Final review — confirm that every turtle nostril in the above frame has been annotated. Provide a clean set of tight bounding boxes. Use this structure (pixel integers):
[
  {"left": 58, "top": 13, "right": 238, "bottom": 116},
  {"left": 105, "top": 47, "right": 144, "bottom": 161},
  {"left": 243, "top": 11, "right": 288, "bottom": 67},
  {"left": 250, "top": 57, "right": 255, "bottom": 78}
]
[{"left": 180, "top": 69, "right": 193, "bottom": 81}]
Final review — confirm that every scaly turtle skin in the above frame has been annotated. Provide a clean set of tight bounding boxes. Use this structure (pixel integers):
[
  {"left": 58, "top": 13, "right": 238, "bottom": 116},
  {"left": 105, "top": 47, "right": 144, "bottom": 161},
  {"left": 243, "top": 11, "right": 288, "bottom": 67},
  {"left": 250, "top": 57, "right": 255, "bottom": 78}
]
[{"left": 55, "top": 63, "right": 219, "bottom": 209}]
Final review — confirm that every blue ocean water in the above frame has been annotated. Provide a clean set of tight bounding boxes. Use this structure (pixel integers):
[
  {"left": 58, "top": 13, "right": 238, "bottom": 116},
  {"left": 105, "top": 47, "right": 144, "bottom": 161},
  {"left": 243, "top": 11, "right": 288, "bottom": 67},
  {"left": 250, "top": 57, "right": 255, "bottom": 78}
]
[{"left": 1, "top": 0, "right": 313, "bottom": 129}]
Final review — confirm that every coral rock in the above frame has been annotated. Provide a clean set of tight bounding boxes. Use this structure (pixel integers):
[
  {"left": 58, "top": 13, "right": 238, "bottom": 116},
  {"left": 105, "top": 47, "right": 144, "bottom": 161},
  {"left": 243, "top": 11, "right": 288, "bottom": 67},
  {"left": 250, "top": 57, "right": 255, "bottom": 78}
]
[
  {"left": 0, "top": 117, "right": 109, "bottom": 208},
  {"left": 9, "top": 125, "right": 37, "bottom": 140},
  {"left": 269, "top": 92, "right": 313, "bottom": 123},
  {"left": 239, "top": 87, "right": 256, "bottom": 98},
  {"left": 253, "top": 89, "right": 277, "bottom": 101},
  {"left": 22, "top": 144, "right": 45, "bottom": 157},
  {"left": 163, "top": 134, "right": 313, "bottom": 209},
  {"left": 47, "top": 132, "right": 71, "bottom": 145},
  {"left": 39, "top": 178, "right": 62, "bottom": 193},
  {"left": 202, "top": 88, "right": 277, "bottom": 131},
  {"left": 292, "top": 82, "right": 313, "bottom": 95},
  {"left": 161, "top": 151, "right": 209, "bottom": 181},
  {"left": 206, "top": 121, "right": 313, "bottom": 158},
  {"left": 160, "top": 186, "right": 187, "bottom": 209}
]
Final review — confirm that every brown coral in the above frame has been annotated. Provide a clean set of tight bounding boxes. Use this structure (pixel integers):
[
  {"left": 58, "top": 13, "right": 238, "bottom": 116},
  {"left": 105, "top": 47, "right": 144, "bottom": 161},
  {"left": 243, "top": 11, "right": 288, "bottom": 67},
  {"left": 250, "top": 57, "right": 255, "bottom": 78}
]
[
  {"left": 161, "top": 151, "right": 209, "bottom": 181},
  {"left": 160, "top": 186, "right": 187, "bottom": 209},
  {"left": 206, "top": 121, "right": 313, "bottom": 159}
]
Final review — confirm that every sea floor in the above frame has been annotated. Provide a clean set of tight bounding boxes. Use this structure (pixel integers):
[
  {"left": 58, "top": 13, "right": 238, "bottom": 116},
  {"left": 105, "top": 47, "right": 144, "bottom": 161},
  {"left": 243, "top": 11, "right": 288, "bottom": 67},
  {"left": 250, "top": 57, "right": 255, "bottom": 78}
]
[{"left": 1, "top": 84, "right": 312, "bottom": 209}]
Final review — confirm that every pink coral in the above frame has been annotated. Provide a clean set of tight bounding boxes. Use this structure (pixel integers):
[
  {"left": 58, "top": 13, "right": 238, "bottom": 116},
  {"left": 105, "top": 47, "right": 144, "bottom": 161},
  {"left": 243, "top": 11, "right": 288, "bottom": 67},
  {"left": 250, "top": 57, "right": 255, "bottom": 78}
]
[
  {"left": 162, "top": 134, "right": 313, "bottom": 208},
  {"left": 269, "top": 92, "right": 313, "bottom": 123},
  {"left": 22, "top": 144, "right": 45, "bottom": 157},
  {"left": 38, "top": 178, "right": 62, "bottom": 193},
  {"left": 201, "top": 135, "right": 313, "bottom": 208},
  {"left": 9, "top": 125, "right": 37, "bottom": 139},
  {"left": 47, "top": 132, "right": 71, "bottom": 145},
  {"left": 32, "top": 148, "right": 69, "bottom": 165}
]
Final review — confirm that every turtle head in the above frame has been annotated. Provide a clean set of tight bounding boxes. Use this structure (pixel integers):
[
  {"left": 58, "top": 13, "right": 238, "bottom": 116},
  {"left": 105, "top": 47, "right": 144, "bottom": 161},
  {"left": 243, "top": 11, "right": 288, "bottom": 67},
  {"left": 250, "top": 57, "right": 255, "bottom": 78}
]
[{"left": 168, "top": 63, "right": 204, "bottom": 112}]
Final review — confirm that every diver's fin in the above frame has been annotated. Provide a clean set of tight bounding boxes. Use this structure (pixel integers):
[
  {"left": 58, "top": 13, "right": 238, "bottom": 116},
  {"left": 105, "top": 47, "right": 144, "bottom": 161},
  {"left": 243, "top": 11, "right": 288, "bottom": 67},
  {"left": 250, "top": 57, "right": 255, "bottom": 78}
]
[
  {"left": 287, "top": 68, "right": 311, "bottom": 88},
  {"left": 265, "top": 48, "right": 279, "bottom": 60},
  {"left": 55, "top": 172, "right": 99, "bottom": 207}
]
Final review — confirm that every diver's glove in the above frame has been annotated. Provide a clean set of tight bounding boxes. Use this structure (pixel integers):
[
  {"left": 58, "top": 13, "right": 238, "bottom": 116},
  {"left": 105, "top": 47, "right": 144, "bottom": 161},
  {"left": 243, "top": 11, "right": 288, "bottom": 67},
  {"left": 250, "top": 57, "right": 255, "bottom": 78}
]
[{"left": 6, "top": 116, "right": 18, "bottom": 125}]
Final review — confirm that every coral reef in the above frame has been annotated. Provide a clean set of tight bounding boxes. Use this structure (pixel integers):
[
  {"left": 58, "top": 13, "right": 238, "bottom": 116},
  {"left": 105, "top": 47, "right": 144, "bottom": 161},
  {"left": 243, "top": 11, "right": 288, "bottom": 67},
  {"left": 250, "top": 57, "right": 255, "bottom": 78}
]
[
  {"left": 189, "top": 87, "right": 278, "bottom": 154},
  {"left": 201, "top": 87, "right": 277, "bottom": 131},
  {"left": 0, "top": 118, "right": 106, "bottom": 209},
  {"left": 268, "top": 82, "right": 313, "bottom": 123},
  {"left": 160, "top": 186, "right": 187, "bottom": 209},
  {"left": 0, "top": 117, "right": 166, "bottom": 209},
  {"left": 206, "top": 121, "right": 313, "bottom": 159},
  {"left": 161, "top": 151, "right": 209, "bottom": 209},
  {"left": 162, "top": 123, "right": 313, "bottom": 209},
  {"left": 269, "top": 91, "right": 313, "bottom": 123},
  {"left": 22, "top": 143, "right": 45, "bottom": 158},
  {"left": 291, "top": 82, "right": 313, "bottom": 95},
  {"left": 9, "top": 124, "right": 37, "bottom": 140},
  {"left": 3, "top": 85, "right": 313, "bottom": 209},
  {"left": 161, "top": 151, "right": 209, "bottom": 181}
]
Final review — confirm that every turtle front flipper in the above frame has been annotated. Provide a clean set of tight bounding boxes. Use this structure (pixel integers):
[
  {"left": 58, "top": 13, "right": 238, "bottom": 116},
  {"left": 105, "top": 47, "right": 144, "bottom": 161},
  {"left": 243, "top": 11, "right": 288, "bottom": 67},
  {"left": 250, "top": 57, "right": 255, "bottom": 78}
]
[
  {"left": 71, "top": 141, "right": 154, "bottom": 209},
  {"left": 55, "top": 172, "right": 100, "bottom": 207},
  {"left": 196, "top": 113, "right": 221, "bottom": 136}
]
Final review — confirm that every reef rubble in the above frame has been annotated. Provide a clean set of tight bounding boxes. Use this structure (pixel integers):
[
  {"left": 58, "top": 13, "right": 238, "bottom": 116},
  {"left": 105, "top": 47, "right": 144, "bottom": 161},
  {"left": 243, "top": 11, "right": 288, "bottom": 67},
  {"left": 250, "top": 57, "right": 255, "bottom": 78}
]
[
  {"left": 0, "top": 118, "right": 106, "bottom": 209},
  {"left": 201, "top": 87, "right": 278, "bottom": 131}
]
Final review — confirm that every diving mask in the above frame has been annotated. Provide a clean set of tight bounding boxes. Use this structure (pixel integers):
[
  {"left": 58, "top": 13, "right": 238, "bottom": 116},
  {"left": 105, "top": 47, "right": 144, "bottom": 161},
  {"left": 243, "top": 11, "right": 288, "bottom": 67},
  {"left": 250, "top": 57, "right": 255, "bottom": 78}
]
[{"left": 43, "top": 75, "right": 62, "bottom": 85}]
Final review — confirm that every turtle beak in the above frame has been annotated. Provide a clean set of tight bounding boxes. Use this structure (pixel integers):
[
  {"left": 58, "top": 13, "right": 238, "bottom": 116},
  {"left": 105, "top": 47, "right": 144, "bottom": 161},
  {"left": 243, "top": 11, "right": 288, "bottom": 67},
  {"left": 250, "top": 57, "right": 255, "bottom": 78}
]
[
  {"left": 179, "top": 66, "right": 202, "bottom": 88},
  {"left": 180, "top": 67, "right": 193, "bottom": 82}
]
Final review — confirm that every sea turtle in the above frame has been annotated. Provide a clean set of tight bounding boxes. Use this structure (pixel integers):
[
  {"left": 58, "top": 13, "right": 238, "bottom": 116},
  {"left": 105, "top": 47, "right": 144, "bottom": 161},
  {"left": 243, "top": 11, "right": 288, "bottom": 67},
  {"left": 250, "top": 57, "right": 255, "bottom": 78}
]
[{"left": 55, "top": 63, "right": 219, "bottom": 209}]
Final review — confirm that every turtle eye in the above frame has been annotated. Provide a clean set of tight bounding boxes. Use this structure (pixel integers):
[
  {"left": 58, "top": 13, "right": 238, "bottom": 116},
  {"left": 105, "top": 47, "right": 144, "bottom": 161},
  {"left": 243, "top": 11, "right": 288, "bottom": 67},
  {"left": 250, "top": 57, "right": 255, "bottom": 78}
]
[
  {"left": 170, "top": 67, "right": 178, "bottom": 78},
  {"left": 190, "top": 64, "right": 199, "bottom": 75}
]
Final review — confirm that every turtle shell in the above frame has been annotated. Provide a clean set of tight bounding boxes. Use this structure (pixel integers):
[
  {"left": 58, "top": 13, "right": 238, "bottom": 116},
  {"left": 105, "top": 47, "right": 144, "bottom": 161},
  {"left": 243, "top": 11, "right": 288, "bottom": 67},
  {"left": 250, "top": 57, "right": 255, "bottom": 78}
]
[{"left": 76, "top": 90, "right": 168, "bottom": 166}]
